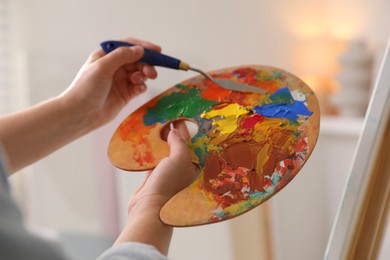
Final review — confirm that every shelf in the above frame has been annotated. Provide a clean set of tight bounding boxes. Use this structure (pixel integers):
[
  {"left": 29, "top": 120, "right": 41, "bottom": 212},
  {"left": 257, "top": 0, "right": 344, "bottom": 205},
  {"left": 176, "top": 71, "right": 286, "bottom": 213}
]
[{"left": 320, "top": 115, "right": 365, "bottom": 137}]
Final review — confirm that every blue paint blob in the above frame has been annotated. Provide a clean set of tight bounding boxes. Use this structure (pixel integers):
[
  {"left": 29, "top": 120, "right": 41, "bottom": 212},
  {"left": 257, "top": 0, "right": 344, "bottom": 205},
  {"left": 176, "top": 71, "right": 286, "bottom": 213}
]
[{"left": 254, "top": 88, "right": 313, "bottom": 122}]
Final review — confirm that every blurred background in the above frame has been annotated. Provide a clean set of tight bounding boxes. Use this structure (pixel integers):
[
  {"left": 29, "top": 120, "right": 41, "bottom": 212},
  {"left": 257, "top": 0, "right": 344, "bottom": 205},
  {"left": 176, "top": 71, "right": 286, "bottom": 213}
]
[{"left": 1, "top": 0, "right": 390, "bottom": 259}]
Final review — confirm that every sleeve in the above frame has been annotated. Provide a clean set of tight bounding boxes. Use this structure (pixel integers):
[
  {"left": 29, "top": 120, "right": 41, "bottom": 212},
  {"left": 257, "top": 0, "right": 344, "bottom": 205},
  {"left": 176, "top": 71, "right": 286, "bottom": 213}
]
[
  {"left": 97, "top": 242, "right": 169, "bottom": 260},
  {"left": 0, "top": 151, "right": 68, "bottom": 260}
]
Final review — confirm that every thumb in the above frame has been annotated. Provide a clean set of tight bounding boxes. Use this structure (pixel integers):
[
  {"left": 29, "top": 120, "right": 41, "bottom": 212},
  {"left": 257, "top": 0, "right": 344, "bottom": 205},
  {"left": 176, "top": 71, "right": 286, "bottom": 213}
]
[
  {"left": 97, "top": 46, "right": 144, "bottom": 76},
  {"left": 167, "top": 128, "right": 191, "bottom": 161},
  {"left": 167, "top": 127, "right": 200, "bottom": 178},
  {"left": 166, "top": 127, "right": 200, "bottom": 189}
]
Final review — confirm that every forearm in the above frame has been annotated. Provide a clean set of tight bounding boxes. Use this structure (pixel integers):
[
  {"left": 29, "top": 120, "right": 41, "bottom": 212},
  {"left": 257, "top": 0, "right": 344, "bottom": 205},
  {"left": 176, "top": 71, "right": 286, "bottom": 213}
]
[
  {"left": 0, "top": 96, "right": 91, "bottom": 173},
  {"left": 0, "top": 40, "right": 157, "bottom": 173},
  {"left": 115, "top": 198, "right": 173, "bottom": 256}
]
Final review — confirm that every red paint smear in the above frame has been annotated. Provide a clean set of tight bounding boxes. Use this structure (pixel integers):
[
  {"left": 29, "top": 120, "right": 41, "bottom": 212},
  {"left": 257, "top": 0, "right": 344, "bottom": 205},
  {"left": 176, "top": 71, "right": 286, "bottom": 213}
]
[
  {"left": 275, "top": 159, "right": 298, "bottom": 190},
  {"left": 212, "top": 68, "right": 273, "bottom": 96},
  {"left": 221, "top": 67, "right": 280, "bottom": 93},
  {"left": 294, "top": 134, "right": 309, "bottom": 153},
  {"left": 233, "top": 67, "right": 258, "bottom": 78},
  {"left": 275, "top": 159, "right": 294, "bottom": 178},
  {"left": 233, "top": 68, "right": 262, "bottom": 87},
  {"left": 272, "top": 133, "right": 308, "bottom": 188},
  {"left": 262, "top": 177, "right": 273, "bottom": 189},
  {"left": 241, "top": 114, "right": 264, "bottom": 129}
]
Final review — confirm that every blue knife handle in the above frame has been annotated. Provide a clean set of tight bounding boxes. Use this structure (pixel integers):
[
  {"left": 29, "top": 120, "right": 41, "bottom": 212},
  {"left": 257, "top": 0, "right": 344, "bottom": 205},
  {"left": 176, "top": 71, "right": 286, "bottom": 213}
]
[{"left": 100, "top": 40, "right": 183, "bottom": 70}]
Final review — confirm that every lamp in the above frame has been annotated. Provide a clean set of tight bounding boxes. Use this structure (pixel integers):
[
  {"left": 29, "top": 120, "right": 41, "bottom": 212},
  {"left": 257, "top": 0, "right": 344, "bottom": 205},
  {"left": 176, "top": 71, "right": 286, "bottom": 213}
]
[
  {"left": 294, "top": 37, "right": 343, "bottom": 115},
  {"left": 331, "top": 39, "right": 372, "bottom": 117}
]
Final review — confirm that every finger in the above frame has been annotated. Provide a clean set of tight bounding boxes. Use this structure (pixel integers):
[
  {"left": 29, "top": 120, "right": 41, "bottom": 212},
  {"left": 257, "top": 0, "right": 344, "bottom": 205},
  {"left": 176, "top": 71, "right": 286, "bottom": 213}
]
[
  {"left": 167, "top": 127, "right": 191, "bottom": 161},
  {"left": 173, "top": 121, "right": 191, "bottom": 141},
  {"left": 131, "top": 83, "right": 147, "bottom": 95},
  {"left": 97, "top": 46, "right": 144, "bottom": 76},
  {"left": 88, "top": 49, "right": 106, "bottom": 63},
  {"left": 121, "top": 37, "right": 162, "bottom": 53},
  {"left": 136, "top": 63, "right": 145, "bottom": 71},
  {"left": 142, "top": 65, "right": 158, "bottom": 79},
  {"left": 130, "top": 71, "right": 146, "bottom": 85},
  {"left": 124, "top": 63, "right": 138, "bottom": 72},
  {"left": 89, "top": 37, "right": 161, "bottom": 65},
  {"left": 136, "top": 63, "right": 158, "bottom": 80}
]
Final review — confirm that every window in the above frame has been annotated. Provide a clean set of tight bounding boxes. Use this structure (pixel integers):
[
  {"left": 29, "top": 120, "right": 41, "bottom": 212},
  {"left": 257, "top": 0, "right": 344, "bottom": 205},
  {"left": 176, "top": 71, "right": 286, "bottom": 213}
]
[{"left": 0, "top": 0, "right": 9, "bottom": 115}]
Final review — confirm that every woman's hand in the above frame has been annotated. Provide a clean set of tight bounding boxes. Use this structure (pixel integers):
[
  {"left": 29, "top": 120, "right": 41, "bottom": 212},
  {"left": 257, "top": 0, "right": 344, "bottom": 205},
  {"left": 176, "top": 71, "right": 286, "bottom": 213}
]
[
  {"left": 60, "top": 37, "right": 161, "bottom": 131},
  {"left": 115, "top": 124, "right": 199, "bottom": 255},
  {"left": 0, "top": 37, "right": 161, "bottom": 173},
  {"left": 127, "top": 123, "right": 199, "bottom": 213}
]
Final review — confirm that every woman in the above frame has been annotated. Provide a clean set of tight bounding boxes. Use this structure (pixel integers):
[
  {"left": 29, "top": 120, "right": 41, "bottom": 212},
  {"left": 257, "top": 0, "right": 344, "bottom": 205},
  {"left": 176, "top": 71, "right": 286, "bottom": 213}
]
[{"left": 0, "top": 37, "right": 198, "bottom": 260}]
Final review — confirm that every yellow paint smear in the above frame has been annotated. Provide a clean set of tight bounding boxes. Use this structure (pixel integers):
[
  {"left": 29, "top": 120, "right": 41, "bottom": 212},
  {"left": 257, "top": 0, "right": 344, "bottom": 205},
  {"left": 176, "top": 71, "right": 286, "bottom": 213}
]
[
  {"left": 202, "top": 103, "right": 249, "bottom": 135},
  {"left": 256, "top": 143, "right": 270, "bottom": 175}
]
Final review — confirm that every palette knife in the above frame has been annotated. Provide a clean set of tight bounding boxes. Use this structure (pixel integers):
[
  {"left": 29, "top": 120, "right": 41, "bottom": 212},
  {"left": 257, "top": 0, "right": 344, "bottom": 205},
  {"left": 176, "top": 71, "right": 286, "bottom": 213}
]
[{"left": 101, "top": 40, "right": 265, "bottom": 95}]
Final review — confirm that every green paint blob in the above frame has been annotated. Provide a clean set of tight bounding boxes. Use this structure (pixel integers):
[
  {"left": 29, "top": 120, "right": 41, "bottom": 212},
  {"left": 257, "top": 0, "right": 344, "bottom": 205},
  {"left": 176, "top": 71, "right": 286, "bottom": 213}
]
[
  {"left": 261, "top": 71, "right": 282, "bottom": 81},
  {"left": 194, "top": 147, "right": 205, "bottom": 167},
  {"left": 269, "top": 87, "right": 293, "bottom": 104},
  {"left": 143, "top": 85, "right": 217, "bottom": 126}
]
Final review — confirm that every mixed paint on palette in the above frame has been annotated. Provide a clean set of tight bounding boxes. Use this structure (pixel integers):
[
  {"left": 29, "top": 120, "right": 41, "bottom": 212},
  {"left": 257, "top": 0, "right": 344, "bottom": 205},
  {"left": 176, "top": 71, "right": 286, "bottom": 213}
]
[{"left": 108, "top": 65, "right": 320, "bottom": 226}]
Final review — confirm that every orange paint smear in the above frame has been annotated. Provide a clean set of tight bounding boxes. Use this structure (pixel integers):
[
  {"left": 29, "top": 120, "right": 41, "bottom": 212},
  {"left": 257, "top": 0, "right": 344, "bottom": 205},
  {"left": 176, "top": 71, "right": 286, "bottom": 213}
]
[
  {"left": 202, "top": 78, "right": 267, "bottom": 107},
  {"left": 256, "top": 80, "right": 280, "bottom": 93},
  {"left": 132, "top": 136, "right": 155, "bottom": 166},
  {"left": 117, "top": 109, "right": 155, "bottom": 142},
  {"left": 201, "top": 81, "right": 231, "bottom": 101}
]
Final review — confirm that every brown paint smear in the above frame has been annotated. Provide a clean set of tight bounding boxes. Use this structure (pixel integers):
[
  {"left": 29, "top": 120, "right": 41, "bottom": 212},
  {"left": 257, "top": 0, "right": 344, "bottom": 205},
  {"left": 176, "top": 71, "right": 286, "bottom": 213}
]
[{"left": 202, "top": 127, "right": 297, "bottom": 207}]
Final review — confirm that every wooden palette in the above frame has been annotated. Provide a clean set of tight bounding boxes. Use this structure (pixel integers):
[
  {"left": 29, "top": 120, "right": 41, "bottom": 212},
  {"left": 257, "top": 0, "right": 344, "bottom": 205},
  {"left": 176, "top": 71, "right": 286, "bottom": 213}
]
[{"left": 108, "top": 65, "right": 320, "bottom": 226}]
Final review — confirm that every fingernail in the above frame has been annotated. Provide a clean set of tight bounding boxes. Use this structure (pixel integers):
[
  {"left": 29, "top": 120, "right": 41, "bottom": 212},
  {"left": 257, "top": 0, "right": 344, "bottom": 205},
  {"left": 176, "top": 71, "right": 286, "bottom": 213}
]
[
  {"left": 169, "top": 123, "right": 182, "bottom": 138},
  {"left": 174, "top": 129, "right": 183, "bottom": 139},
  {"left": 140, "top": 84, "right": 146, "bottom": 92},
  {"left": 133, "top": 74, "right": 146, "bottom": 84},
  {"left": 135, "top": 84, "right": 146, "bottom": 93}
]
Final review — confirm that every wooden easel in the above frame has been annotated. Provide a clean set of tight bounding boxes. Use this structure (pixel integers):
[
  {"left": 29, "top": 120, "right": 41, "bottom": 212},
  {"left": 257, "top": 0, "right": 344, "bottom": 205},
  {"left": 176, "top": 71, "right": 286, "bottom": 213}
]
[
  {"left": 346, "top": 113, "right": 390, "bottom": 259},
  {"left": 325, "top": 40, "right": 390, "bottom": 260}
]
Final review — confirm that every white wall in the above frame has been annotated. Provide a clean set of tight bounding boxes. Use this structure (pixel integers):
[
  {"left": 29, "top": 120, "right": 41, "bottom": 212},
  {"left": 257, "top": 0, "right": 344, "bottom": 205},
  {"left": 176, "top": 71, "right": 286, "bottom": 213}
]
[{"left": 7, "top": 0, "right": 390, "bottom": 259}]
